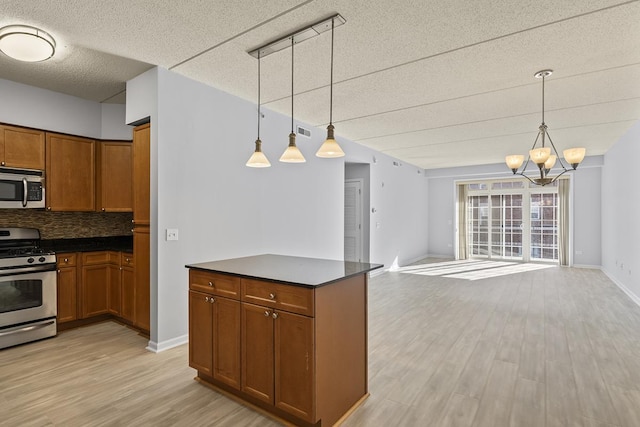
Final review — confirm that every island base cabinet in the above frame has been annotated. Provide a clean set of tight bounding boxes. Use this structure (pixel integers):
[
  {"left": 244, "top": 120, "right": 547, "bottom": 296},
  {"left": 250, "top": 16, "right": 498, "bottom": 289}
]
[
  {"left": 274, "top": 310, "right": 315, "bottom": 422},
  {"left": 188, "top": 262, "right": 373, "bottom": 427},
  {"left": 241, "top": 303, "right": 274, "bottom": 403},
  {"left": 189, "top": 290, "right": 241, "bottom": 389}
]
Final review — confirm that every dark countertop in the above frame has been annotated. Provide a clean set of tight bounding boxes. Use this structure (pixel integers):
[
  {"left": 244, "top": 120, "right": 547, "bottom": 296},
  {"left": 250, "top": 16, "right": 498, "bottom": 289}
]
[
  {"left": 186, "top": 254, "right": 383, "bottom": 288},
  {"left": 41, "top": 235, "right": 133, "bottom": 254}
]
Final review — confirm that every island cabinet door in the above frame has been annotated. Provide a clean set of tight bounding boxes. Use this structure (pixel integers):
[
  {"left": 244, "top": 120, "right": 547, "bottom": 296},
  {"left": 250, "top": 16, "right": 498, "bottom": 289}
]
[
  {"left": 213, "top": 297, "right": 241, "bottom": 389},
  {"left": 242, "top": 302, "right": 274, "bottom": 404},
  {"left": 274, "top": 310, "right": 315, "bottom": 422},
  {"left": 189, "top": 290, "right": 213, "bottom": 376}
]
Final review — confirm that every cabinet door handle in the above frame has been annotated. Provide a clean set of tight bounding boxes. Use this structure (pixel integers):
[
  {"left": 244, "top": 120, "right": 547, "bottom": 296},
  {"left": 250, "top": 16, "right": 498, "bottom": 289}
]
[
  {"left": 269, "top": 293, "right": 276, "bottom": 300},
  {"left": 64, "top": 258, "right": 69, "bottom": 263},
  {"left": 210, "top": 298, "right": 215, "bottom": 304},
  {"left": 264, "top": 310, "right": 270, "bottom": 317},
  {"left": 205, "top": 296, "right": 209, "bottom": 302},
  {"left": 57, "top": 269, "right": 61, "bottom": 273},
  {"left": 272, "top": 312, "right": 278, "bottom": 319},
  {"left": 208, "top": 281, "right": 214, "bottom": 287},
  {"left": 1, "top": 161, "right": 4, "bottom": 166},
  {"left": 101, "top": 207, "right": 105, "bottom": 212}
]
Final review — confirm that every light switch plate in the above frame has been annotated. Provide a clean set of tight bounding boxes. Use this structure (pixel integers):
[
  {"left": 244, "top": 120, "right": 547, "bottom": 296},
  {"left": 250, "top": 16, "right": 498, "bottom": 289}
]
[{"left": 166, "top": 229, "right": 179, "bottom": 241}]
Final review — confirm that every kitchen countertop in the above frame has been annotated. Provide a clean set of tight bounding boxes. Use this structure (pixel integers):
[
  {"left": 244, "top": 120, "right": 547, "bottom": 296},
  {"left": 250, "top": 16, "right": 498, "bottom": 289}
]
[
  {"left": 186, "top": 254, "right": 383, "bottom": 288},
  {"left": 41, "top": 235, "right": 133, "bottom": 253}
]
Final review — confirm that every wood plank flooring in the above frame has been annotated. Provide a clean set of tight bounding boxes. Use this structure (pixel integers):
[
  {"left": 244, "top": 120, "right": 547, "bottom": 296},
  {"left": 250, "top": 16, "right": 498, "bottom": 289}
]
[{"left": 2, "top": 263, "right": 640, "bottom": 426}]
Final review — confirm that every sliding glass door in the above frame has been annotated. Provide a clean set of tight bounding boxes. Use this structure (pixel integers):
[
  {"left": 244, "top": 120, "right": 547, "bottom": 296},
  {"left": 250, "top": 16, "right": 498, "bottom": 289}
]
[{"left": 464, "top": 180, "right": 561, "bottom": 263}]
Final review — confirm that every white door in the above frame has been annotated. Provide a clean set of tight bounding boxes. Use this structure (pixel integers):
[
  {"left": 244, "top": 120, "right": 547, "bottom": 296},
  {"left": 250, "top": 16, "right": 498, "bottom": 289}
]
[{"left": 344, "top": 180, "right": 363, "bottom": 262}]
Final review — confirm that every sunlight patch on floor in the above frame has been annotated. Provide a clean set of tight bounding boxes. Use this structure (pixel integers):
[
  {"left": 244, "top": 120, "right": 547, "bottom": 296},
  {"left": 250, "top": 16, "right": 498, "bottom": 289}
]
[{"left": 397, "top": 259, "right": 555, "bottom": 281}]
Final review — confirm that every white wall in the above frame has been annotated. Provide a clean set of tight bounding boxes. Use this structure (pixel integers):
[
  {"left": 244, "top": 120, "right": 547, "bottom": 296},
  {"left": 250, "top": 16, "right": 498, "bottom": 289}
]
[
  {"left": 126, "top": 67, "right": 429, "bottom": 349},
  {"left": 425, "top": 159, "right": 603, "bottom": 266},
  {"left": 0, "top": 78, "right": 130, "bottom": 140},
  {"left": 601, "top": 121, "right": 640, "bottom": 303}
]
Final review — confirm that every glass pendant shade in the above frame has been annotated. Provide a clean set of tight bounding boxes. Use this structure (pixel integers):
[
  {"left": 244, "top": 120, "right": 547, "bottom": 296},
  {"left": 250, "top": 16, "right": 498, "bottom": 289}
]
[
  {"left": 316, "top": 124, "right": 345, "bottom": 158},
  {"left": 529, "top": 147, "right": 551, "bottom": 165},
  {"left": 563, "top": 147, "right": 586, "bottom": 167},
  {"left": 544, "top": 155, "right": 557, "bottom": 170},
  {"left": 246, "top": 139, "right": 271, "bottom": 168},
  {"left": 0, "top": 25, "right": 55, "bottom": 62},
  {"left": 280, "top": 133, "right": 306, "bottom": 163},
  {"left": 505, "top": 155, "right": 524, "bottom": 171}
]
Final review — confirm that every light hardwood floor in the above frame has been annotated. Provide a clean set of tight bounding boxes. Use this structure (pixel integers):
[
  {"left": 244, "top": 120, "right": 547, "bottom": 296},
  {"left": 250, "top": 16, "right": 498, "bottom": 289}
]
[{"left": 2, "top": 263, "right": 640, "bottom": 426}]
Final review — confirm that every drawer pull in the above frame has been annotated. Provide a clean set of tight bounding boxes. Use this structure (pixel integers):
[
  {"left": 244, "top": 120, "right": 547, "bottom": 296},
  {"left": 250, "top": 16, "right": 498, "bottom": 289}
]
[
  {"left": 64, "top": 258, "right": 69, "bottom": 263},
  {"left": 205, "top": 296, "right": 209, "bottom": 302},
  {"left": 210, "top": 298, "right": 215, "bottom": 304},
  {"left": 272, "top": 312, "right": 278, "bottom": 319},
  {"left": 208, "top": 281, "right": 214, "bottom": 287},
  {"left": 269, "top": 293, "right": 276, "bottom": 300},
  {"left": 264, "top": 310, "right": 270, "bottom": 317}
]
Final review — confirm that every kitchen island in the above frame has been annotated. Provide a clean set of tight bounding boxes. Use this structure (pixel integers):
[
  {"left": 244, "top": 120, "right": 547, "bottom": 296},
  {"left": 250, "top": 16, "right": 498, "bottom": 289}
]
[{"left": 186, "top": 254, "right": 383, "bottom": 427}]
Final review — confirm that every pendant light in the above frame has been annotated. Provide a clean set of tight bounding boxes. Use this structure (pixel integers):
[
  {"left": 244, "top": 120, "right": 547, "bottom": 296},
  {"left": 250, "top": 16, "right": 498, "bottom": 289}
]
[
  {"left": 505, "top": 70, "right": 586, "bottom": 185},
  {"left": 316, "top": 18, "right": 345, "bottom": 158},
  {"left": 279, "top": 37, "right": 306, "bottom": 163},
  {"left": 246, "top": 51, "right": 271, "bottom": 168}
]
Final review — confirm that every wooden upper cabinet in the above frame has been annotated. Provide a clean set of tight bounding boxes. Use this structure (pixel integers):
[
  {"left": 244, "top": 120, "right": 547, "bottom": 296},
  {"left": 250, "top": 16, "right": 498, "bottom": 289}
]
[
  {"left": 0, "top": 124, "right": 45, "bottom": 169},
  {"left": 132, "top": 123, "right": 150, "bottom": 225},
  {"left": 45, "top": 133, "right": 95, "bottom": 211},
  {"left": 96, "top": 141, "right": 133, "bottom": 212}
]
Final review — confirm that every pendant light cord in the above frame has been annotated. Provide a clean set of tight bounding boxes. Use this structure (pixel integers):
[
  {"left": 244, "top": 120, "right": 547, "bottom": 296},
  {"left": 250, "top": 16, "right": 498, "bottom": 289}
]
[
  {"left": 541, "top": 73, "right": 545, "bottom": 125},
  {"left": 291, "top": 37, "right": 294, "bottom": 133},
  {"left": 257, "top": 51, "right": 261, "bottom": 139},
  {"left": 329, "top": 18, "right": 334, "bottom": 125}
]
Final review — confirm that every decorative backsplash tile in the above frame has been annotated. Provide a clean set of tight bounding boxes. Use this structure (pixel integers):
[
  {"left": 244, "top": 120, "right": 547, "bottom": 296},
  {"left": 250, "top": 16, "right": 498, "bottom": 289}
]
[{"left": 0, "top": 210, "right": 133, "bottom": 239}]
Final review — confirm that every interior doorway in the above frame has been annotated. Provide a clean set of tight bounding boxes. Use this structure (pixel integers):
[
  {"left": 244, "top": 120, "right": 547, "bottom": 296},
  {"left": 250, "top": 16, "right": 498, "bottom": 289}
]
[{"left": 345, "top": 163, "right": 370, "bottom": 262}]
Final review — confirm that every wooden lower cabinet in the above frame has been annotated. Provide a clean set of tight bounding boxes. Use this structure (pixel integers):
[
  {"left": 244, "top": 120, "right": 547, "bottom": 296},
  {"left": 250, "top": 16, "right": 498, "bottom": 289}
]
[
  {"left": 81, "top": 264, "right": 110, "bottom": 318},
  {"left": 241, "top": 302, "right": 274, "bottom": 403},
  {"left": 133, "top": 227, "right": 150, "bottom": 332},
  {"left": 56, "top": 253, "right": 78, "bottom": 323},
  {"left": 121, "top": 253, "right": 135, "bottom": 323},
  {"left": 189, "top": 290, "right": 241, "bottom": 388},
  {"left": 189, "top": 268, "right": 368, "bottom": 426},
  {"left": 274, "top": 310, "right": 314, "bottom": 421}
]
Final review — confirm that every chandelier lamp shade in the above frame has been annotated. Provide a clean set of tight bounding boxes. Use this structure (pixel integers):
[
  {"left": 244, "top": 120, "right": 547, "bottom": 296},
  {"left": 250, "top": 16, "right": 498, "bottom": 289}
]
[
  {"left": 505, "top": 70, "right": 586, "bottom": 186},
  {"left": 0, "top": 25, "right": 56, "bottom": 62},
  {"left": 246, "top": 51, "right": 271, "bottom": 168},
  {"left": 316, "top": 17, "right": 345, "bottom": 158}
]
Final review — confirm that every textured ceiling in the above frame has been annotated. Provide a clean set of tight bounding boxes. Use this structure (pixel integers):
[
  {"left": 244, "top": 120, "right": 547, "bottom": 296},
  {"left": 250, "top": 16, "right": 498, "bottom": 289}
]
[{"left": 1, "top": 0, "right": 639, "bottom": 169}]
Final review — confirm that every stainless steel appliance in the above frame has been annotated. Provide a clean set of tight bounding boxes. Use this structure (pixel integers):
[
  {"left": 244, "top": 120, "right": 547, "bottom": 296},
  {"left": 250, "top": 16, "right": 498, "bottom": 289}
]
[
  {"left": 0, "top": 228, "right": 56, "bottom": 349},
  {"left": 0, "top": 167, "right": 45, "bottom": 209}
]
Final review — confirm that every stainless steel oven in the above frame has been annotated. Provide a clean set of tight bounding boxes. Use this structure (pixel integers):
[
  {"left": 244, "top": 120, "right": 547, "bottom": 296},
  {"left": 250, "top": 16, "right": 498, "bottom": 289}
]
[{"left": 0, "top": 228, "right": 57, "bottom": 349}]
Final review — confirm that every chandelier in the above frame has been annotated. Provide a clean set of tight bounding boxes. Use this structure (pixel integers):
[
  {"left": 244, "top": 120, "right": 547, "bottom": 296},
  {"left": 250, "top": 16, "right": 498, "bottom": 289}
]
[{"left": 505, "top": 70, "right": 585, "bottom": 185}]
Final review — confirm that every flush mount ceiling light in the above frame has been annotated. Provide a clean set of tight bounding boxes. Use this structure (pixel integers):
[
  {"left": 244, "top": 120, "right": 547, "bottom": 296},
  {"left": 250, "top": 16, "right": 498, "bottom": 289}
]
[
  {"left": 505, "top": 70, "right": 586, "bottom": 186},
  {"left": 0, "top": 25, "right": 56, "bottom": 62},
  {"left": 246, "top": 51, "right": 271, "bottom": 168},
  {"left": 316, "top": 17, "right": 345, "bottom": 158}
]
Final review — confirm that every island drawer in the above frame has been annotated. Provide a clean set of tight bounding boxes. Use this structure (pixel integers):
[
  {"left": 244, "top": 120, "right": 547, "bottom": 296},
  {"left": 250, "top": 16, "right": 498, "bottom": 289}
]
[
  {"left": 190, "top": 270, "right": 240, "bottom": 300},
  {"left": 241, "top": 279, "right": 314, "bottom": 317}
]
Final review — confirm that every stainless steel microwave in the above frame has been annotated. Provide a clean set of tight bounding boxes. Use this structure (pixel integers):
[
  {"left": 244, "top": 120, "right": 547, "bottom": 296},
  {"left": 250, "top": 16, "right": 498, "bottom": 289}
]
[{"left": 0, "top": 167, "right": 45, "bottom": 209}]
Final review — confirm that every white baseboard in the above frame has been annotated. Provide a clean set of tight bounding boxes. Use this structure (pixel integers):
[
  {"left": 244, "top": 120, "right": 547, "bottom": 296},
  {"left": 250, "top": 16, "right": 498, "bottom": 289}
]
[
  {"left": 572, "top": 264, "right": 602, "bottom": 269},
  {"left": 602, "top": 268, "right": 640, "bottom": 308},
  {"left": 426, "top": 253, "right": 455, "bottom": 260},
  {"left": 146, "top": 334, "right": 189, "bottom": 353}
]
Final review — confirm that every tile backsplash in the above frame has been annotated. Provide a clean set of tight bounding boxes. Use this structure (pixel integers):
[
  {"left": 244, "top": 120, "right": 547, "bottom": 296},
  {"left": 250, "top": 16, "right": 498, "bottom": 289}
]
[{"left": 0, "top": 210, "right": 133, "bottom": 239}]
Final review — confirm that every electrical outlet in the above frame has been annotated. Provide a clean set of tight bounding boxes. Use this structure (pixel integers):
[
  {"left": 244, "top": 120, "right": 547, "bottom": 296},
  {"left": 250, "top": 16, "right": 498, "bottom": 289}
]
[{"left": 166, "top": 229, "right": 179, "bottom": 241}]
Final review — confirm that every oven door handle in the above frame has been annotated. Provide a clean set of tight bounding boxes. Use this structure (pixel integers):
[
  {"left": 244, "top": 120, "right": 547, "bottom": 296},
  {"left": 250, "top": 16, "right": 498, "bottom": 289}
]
[
  {"left": 0, "top": 320, "right": 55, "bottom": 338},
  {"left": 22, "top": 177, "right": 28, "bottom": 207},
  {"left": 0, "top": 265, "right": 57, "bottom": 277}
]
